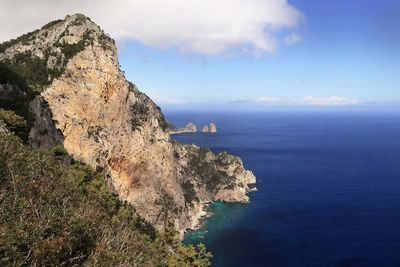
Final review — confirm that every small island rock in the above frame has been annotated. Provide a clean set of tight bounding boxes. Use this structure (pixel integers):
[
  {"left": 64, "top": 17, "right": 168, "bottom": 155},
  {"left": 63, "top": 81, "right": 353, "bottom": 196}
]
[
  {"left": 182, "top": 122, "right": 197, "bottom": 132},
  {"left": 209, "top": 123, "right": 217, "bottom": 133},
  {"left": 201, "top": 125, "right": 209, "bottom": 132}
]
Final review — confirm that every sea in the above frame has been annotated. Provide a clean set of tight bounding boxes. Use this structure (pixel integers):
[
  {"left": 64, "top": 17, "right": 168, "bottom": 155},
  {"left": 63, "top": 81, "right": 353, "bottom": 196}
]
[{"left": 165, "top": 111, "right": 400, "bottom": 267}]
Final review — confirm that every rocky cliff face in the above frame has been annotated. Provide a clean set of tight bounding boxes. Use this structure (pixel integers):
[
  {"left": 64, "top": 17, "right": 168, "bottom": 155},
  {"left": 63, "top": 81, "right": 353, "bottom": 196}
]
[{"left": 0, "top": 14, "right": 256, "bottom": 235}]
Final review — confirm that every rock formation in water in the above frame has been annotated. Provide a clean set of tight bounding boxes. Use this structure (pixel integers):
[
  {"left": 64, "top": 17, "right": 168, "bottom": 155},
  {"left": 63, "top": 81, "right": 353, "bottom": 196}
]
[
  {"left": 0, "top": 14, "right": 256, "bottom": 236},
  {"left": 209, "top": 123, "right": 217, "bottom": 133},
  {"left": 182, "top": 122, "right": 197, "bottom": 132},
  {"left": 201, "top": 123, "right": 217, "bottom": 133},
  {"left": 169, "top": 122, "right": 198, "bottom": 134}
]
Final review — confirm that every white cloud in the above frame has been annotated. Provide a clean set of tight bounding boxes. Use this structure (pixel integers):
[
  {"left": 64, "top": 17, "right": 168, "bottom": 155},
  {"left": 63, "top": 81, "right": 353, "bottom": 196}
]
[
  {"left": 299, "top": 96, "right": 358, "bottom": 105},
  {"left": 0, "top": 0, "right": 304, "bottom": 56},
  {"left": 284, "top": 32, "right": 302, "bottom": 45},
  {"left": 150, "top": 95, "right": 186, "bottom": 105},
  {"left": 252, "top": 96, "right": 359, "bottom": 105},
  {"left": 256, "top": 97, "right": 281, "bottom": 103}
]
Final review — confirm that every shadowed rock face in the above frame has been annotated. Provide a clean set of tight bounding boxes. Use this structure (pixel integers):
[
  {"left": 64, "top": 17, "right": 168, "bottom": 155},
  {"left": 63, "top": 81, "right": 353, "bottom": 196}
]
[{"left": 0, "top": 14, "right": 256, "bottom": 236}]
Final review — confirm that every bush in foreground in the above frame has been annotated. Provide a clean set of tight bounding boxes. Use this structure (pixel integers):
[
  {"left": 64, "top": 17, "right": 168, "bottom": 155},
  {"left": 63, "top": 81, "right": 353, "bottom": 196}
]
[{"left": 0, "top": 133, "right": 212, "bottom": 266}]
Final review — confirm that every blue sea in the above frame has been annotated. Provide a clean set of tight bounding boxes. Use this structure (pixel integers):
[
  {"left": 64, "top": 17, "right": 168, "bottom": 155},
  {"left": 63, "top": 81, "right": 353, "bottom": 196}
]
[{"left": 166, "top": 111, "right": 400, "bottom": 267}]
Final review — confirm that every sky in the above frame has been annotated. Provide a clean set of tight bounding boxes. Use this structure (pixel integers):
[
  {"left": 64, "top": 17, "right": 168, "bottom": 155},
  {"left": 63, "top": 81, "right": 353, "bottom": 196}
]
[{"left": 1, "top": 0, "right": 400, "bottom": 111}]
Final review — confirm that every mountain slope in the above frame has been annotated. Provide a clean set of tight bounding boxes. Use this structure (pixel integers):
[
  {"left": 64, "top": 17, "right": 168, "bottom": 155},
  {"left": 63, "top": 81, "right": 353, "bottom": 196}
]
[{"left": 0, "top": 14, "right": 256, "bottom": 235}]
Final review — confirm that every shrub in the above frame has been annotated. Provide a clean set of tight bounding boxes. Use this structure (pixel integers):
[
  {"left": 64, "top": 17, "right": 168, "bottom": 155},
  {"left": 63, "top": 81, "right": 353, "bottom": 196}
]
[
  {"left": 0, "top": 108, "right": 28, "bottom": 139},
  {"left": 52, "top": 144, "right": 67, "bottom": 160},
  {"left": 184, "top": 147, "right": 235, "bottom": 192},
  {"left": 0, "top": 133, "right": 212, "bottom": 266},
  {"left": 181, "top": 181, "right": 199, "bottom": 205},
  {"left": 129, "top": 102, "right": 149, "bottom": 131}
]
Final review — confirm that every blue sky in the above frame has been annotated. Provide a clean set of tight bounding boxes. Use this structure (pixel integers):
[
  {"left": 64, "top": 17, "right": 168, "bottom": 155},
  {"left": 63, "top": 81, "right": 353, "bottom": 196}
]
[
  {"left": 116, "top": 0, "right": 400, "bottom": 110},
  {"left": 2, "top": 0, "right": 399, "bottom": 111}
]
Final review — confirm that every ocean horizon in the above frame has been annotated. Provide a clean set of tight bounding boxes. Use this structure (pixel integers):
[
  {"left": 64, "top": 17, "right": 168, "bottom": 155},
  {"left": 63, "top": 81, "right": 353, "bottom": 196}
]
[{"left": 166, "top": 111, "right": 400, "bottom": 267}]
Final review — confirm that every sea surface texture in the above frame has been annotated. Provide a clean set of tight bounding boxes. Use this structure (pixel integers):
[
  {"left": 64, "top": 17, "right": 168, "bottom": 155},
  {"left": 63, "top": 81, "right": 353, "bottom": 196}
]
[{"left": 166, "top": 111, "right": 400, "bottom": 267}]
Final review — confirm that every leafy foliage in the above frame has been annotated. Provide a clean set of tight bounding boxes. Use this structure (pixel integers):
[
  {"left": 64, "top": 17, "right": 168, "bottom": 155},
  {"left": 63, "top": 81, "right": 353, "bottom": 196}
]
[
  {"left": 0, "top": 108, "right": 27, "bottom": 138},
  {"left": 0, "top": 63, "right": 36, "bottom": 141},
  {"left": 3, "top": 52, "right": 52, "bottom": 91},
  {"left": 0, "top": 29, "right": 39, "bottom": 53},
  {"left": 40, "top": 19, "right": 63, "bottom": 30},
  {"left": 0, "top": 133, "right": 212, "bottom": 266},
  {"left": 181, "top": 181, "right": 199, "bottom": 206},
  {"left": 129, "top": 102, "right": 149, "bottom": 131},
  {"left": 55, "top": 30, "right": 94, "bottom": 63},
  {"left": 52, "top": 144, "right": 67, "bottom": 160},
  {"left": 184, "top": 147, "right": 235, "bottom": 192},
  {"left": 0, "top": 17, "right": 97, "bottom": 139}
]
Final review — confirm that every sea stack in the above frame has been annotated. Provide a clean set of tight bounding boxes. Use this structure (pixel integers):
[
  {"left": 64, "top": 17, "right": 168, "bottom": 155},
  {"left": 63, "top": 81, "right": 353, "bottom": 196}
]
[
  {"left": 201, "top": 125, "right": 209, "bottom": 132},
  {"left": 209, "top": 123, "right": 217, "bottom": 133},
  {"left": 182, "top": 122, "right": 197, "bottom": 132}
]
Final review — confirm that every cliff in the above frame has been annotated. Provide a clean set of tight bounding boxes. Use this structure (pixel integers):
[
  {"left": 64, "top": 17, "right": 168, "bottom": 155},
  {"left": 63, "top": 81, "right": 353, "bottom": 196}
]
[{"left": 0, "top": 14, "right": 256, "bottom": 235}]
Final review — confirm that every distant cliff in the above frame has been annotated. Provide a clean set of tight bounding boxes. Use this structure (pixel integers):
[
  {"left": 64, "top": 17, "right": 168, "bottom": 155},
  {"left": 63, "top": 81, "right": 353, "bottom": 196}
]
[{"left": 0, "top": 14, "right": 256, "bottom": 235}]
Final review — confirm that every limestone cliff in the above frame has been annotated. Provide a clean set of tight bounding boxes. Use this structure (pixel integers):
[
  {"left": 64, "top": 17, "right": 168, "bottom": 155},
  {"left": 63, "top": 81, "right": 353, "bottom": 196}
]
[{"left": 0, "top": 14, "right": 256, "bottom": 235}]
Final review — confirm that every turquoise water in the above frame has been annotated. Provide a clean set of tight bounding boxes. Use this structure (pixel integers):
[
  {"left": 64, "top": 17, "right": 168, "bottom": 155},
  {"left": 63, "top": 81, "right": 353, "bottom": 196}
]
[
  {"left": 184, "top": 202, "right": 251, "bottom": 246},
  {"left": 168, "top": 111, "right": 400, "bottom": 266}
]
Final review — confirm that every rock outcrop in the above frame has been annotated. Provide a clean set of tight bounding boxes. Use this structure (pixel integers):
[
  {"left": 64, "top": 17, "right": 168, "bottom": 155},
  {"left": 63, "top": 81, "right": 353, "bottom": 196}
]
[
  {"left": 200, "top": 123, "right": 217, "bottom": 133},
  {"left": 0, "top": 14, "right": 256, "bottom": 236},
  {"left": 209, "top": 123, "right": 217, "bottom": 133},
  {"left": 182, "top": 122, "right": 197, "bottom": 132},
  {"left": 201, "top": 125, "right": 209, "bottom": 132},
  {"left": 0, "top": 122, "right": 8, "bottom": 133},
  {"left": 170, "top": 122, "right": 197, "bottom": 134}
]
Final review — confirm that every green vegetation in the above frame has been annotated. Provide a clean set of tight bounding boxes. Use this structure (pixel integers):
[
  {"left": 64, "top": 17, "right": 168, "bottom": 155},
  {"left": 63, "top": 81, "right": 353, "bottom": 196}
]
[
  {"left": 0, "top": 63, "right": 36, "bottom": 141},
  {"left": 2, "top": 51, "right": 52, "bottom": 91},
  {"left": 129, "top": 102, "right": 149, "bottom": 131},
  {"left": 87, "top": 125, "right": 103, "bottom": 143},
  {"left": 52, "top": 144, "right": 67, "bottom": 160},
  {"left": 98, "top": 31, "right": 115, "bottom": 51},
  {"left": 55, "top": 30, "right": 94, "bottom": 63},
  {"left": 0, "top": 133, "right": 212, "bottom": 266},
  {"left": 0, "top": 16, "right": 97, "bottom": 139},
  {"left": 0, "top": 29, "right": 39, "bottom": 53},
  {"left": 181, "top": 181, "right": 199, "bottom": 206},
  {"left": 184, "top": 147, "right": 235, "bottom": 192},
  {"left": 0, "top": 108, "right": 27, "bottom": 139},
  {"left": 41, "top": 19, "right": 63, "bottom": 30}
]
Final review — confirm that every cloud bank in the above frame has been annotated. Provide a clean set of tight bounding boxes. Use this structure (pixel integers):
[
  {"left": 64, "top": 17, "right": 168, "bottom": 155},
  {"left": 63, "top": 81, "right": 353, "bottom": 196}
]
[
  {"left": 236, "top": 96, "right": 360, "bottom": 105},
  {"left": 0, "top": 0, "right": 303, "bottom": 56}
]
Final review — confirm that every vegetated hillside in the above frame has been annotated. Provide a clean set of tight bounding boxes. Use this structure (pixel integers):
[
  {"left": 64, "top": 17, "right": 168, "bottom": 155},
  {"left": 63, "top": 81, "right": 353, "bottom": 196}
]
[
  {"left": 0, "top": 13, "right": 256, "bottom": 238},
  {"left": 0, "top": 131, "right": 212, "bottom": 266}
]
